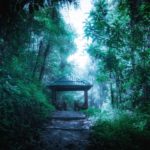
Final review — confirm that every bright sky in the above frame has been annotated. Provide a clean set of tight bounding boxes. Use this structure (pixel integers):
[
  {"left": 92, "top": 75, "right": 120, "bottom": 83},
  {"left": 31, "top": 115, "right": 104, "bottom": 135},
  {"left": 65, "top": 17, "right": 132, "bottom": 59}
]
[{"left": 61, "top": 0, "right": 92, "bottom": 74}]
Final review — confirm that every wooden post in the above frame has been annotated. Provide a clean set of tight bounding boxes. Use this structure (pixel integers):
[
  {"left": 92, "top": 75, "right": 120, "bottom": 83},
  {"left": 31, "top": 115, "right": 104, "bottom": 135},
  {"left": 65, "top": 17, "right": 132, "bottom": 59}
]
[
  {"left": 84, "top": 90, "right": 88, "bottom": 109},
  {"left": 52, "top": 90, "right": 57, "bottom": 105}
]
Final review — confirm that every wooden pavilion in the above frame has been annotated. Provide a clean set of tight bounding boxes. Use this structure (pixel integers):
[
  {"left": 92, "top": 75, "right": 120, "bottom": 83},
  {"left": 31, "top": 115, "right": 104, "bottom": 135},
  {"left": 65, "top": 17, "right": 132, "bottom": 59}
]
[{"left": 48, "top": 78, "right": 93, "bottom": 109}]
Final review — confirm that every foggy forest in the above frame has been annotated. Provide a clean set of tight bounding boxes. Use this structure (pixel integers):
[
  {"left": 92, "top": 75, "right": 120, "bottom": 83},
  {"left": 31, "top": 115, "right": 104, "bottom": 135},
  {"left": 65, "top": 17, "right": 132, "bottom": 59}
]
[{"left": 0, "top": 0, "right": 150, "bottom": 150}]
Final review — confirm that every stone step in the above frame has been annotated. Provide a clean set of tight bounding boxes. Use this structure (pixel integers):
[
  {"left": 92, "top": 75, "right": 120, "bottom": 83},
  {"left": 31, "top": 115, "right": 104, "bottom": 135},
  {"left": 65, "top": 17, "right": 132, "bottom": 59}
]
[
  {"left": 49, "top": 119, "right": 91, "bottom": 130},
  {"left": 46, "top": 127, "right": 89, "bottom": 131},
  {"left": 51, "top": 111, "right": 86, "bottom": 120},
  {"left": 41, "top": 129, "right": 90, "bottom": 150},
  {"left": 41, "top": 111, "right": 91, "bottom": 150}
]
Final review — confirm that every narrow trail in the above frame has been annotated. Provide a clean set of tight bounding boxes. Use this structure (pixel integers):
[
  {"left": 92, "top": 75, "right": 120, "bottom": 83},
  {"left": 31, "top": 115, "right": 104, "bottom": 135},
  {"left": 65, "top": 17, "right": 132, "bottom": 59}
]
[{"left": 41, "top": 111, "right": 92, "bottom": 150}]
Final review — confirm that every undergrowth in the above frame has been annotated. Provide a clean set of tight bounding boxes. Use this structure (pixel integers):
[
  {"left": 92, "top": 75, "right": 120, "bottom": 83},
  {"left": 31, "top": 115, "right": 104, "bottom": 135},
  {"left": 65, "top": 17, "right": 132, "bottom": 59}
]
[
  {"left": 0, "top": 79, "right": 55, "bottom": 150},
  {"left": 88, "top": 107, "right": 150, "bottom": 150}
]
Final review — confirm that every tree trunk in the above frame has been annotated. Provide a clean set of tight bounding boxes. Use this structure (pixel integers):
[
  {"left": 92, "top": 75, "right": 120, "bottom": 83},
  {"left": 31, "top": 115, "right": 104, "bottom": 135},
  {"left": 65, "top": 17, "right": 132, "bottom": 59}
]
[
  {"left": 129, "top": 0, "right": 138, "bottom": 73},
  {"left": 39, "top": 43, "right": 50, "bottom": 81},
  {"left": 110, "top": 72, "right": 114, "bottom": 107},
  {"left": 32, "top": 40, "right": 43, "bottom": 78},
  {"left": 115, "top": 70, "right": 122, "bottom": 106}
]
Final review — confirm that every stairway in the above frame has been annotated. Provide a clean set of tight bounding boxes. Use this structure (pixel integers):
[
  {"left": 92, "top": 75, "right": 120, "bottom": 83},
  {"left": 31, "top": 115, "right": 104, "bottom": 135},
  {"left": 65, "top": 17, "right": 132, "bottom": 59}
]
[{"left": 41, "top": 111, "right": 91, "bottom": 150}]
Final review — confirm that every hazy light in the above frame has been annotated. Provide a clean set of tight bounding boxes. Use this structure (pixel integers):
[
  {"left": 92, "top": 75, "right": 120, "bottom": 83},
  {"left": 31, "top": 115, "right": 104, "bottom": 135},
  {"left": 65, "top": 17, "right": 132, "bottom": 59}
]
[{"left": 61, "top": 0, "right": 92, "bottom": 74}]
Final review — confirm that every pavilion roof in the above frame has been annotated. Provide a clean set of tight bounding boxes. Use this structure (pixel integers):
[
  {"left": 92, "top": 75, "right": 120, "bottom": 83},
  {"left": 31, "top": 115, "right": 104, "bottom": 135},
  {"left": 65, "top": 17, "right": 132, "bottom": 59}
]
[{"left": 47, "top": 77, "right": 93, "bottom": 91}]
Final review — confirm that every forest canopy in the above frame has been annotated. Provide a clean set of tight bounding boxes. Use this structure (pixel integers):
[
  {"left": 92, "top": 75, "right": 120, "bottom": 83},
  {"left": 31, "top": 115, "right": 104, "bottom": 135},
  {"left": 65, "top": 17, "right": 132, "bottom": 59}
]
[
  {"left": 84, "top": 1, "right": 150, "bottom": 149},
  {"left": 0, "top": 0, "right": 150, "bottom": 150},
  {"left": 85, "top": 0, "right": 150, "bottom": 109},
  {"left": 0, "top": 0, "right": 77, "bottom": 149}
]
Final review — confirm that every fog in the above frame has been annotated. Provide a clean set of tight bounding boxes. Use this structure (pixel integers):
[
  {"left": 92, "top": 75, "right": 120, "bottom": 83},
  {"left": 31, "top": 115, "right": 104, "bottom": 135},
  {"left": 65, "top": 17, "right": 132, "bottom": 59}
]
[{"left": 60, "top": 0, "right": 110, "bottom": 109}]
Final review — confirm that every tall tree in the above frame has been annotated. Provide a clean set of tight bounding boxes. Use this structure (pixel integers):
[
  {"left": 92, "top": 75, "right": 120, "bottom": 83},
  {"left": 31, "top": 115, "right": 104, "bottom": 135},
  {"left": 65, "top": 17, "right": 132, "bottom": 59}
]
[{"left": 85, "top": 0, "right": 150, "bottom": 108}]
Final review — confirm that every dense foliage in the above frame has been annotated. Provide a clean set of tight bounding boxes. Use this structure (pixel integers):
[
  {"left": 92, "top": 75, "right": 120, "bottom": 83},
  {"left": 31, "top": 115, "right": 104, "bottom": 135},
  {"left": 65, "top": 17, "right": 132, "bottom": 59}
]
[
  {"left": 88, "top": 109, "right": 150, "bottom": 150},
  {"left": 0, "top": 0, "right": 150, "bottom": 149},
  {"left": 0, "top": 1, "right": 76, "bottom": 150},
  {"left": 85, "top": 0, "right": 150, "bottom": 149},
  {"left": 85, "top": 0, "right": 150, "bottom": 109}
]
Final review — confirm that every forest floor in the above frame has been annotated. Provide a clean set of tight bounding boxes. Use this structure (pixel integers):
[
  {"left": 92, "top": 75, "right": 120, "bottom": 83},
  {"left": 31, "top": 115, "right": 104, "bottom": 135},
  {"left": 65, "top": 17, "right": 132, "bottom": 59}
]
[{"left": 40, "top": 111, "right": 92, "bottom": 150}]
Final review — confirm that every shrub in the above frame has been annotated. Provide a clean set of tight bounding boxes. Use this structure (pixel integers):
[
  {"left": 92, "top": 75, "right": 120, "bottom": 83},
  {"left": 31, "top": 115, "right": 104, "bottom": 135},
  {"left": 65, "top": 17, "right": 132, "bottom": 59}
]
[
  {"left": 81, "top": 107, "right": 102, "bottom": 117},
  {"left": 88, "top": 110, "right": 150, "bottom": 150},
  {"left": 0, "top": 79, "right": 55, "bottom": 150}
]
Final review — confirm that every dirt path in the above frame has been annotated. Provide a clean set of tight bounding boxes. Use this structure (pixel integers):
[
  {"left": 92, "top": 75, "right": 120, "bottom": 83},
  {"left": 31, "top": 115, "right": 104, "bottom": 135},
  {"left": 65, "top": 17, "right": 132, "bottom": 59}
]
[{"left": 41, "top": 111, "right": 92, "bottom": 150}]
